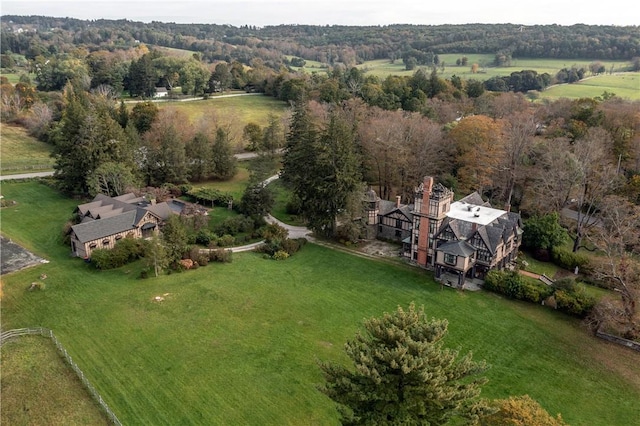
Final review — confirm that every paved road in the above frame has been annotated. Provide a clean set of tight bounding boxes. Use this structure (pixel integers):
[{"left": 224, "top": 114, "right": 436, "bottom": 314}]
[
  {"left": 123, "top": 92, "right": 262, "bottom": 104},
  {"left": 0, "top": 171, "right": 56, "bottom": 181},
  {"left": 0, "top": 151, "right": 279, "bottom": 181}
]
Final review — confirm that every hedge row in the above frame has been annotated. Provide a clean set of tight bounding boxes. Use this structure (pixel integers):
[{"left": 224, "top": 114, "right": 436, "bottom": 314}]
[{"left": 483, "top": 270, "right": 596, "bottom": 318}]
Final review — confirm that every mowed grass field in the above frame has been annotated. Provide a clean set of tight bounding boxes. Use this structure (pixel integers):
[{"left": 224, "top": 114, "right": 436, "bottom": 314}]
[
  {"left": 0, "top": 336, "right": 111, "bottom": 425},
  {"left": 0, "top": 124, "right": 55, "bottom": 174},
  {"left": 1, "top": 181, "right": 639, "bottom": 425},
  {"left": 541, "top": 72, "right": 640, "bottom": 100}
]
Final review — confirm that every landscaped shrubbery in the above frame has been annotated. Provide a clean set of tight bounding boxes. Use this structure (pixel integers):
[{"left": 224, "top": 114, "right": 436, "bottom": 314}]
[
  {"left": 483, "top": 271, "right": 594, "bottom": 317},
  {"left": 551, "top": 248, "right": 590, "bottom": 271},
  {"left": 255, "top": 223, "right": 307, "bottom": 259},
  {"left": 484, "top": 270, "right": 553, "bottom": 303},
  {"left": 552, "top": 278, "right": 596, "bottom": 318},
  {"left": 90, "top": 237, "right": 147, "bottom": 270}
]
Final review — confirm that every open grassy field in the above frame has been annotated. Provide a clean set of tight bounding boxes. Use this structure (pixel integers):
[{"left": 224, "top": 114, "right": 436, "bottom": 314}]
[
  {"left": 0, "top": 335, "right": 110, "bottom": 425},
  {"left": 1, "top": 181, "right": 639, "bottom": 425},
  {"left": 155, "top": 94, "right": 288, "bottom": 128},
  {"left": 540, "top": 72, "right": 640, "bottom": 100},
  {"left": 0, "top": 124, "right": 55, "bottom": 174},
  {"left": 357, "top": 56, "right": 633, "bottom": 81}
]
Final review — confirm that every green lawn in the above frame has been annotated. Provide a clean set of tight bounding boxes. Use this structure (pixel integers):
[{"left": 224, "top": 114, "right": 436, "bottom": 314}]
[
  {"left": 1, "top": 181, "right": 639, "bottom": 425},
  {"left": 357, "top": 56, "right": 632, "bottom": 81},
  {"left": 0, "top": 336, "right": 110, "bottom": 425},
  {"left": 541, "top": 72, "right": 640, "bottom": 100},
  {"left": 0, "top": 124, "right": 55, "bottom": 174},
  {"left": 268, "top": 178, "right": 307, "bottom": 226}
]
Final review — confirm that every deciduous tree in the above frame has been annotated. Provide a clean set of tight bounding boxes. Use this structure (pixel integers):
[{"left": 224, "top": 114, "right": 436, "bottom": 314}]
[{"left": 480, "top": 395, "right": 566, "bottom": 426}]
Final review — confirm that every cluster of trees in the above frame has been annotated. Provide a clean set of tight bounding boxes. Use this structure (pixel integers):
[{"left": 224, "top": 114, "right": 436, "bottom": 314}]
[
  {"left": 27, "top": 84, "right": 239, "bottom": 197},
  {"left": 0, "top": 16, "right": 640, "bottom": 82},
  {"left": 3, "top": 17, "right": 639, "bottom": 77}
]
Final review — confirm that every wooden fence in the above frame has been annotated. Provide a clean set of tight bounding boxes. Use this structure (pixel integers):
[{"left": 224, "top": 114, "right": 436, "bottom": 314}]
[{"left": 0, "top": 327, "right": 123, "bottom": 425}]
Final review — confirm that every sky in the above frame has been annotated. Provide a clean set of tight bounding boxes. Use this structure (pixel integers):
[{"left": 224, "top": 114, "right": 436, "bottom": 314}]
[{"left": 1, "top": 0, "right": 638, "bottom": 27}]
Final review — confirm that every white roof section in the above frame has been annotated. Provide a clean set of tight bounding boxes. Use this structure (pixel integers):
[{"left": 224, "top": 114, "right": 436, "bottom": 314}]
[{"left": 447, "top": 200, "right": 506, "bottom": 226}]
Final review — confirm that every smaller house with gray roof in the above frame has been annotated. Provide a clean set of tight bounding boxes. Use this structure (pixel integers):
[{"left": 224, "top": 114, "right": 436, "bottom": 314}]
[{"left": 70, "top": 193, "right": 175, "bottom": 259}]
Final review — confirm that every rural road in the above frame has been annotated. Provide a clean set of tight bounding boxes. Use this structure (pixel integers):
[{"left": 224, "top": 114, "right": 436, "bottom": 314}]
[
  {"left": 123, "top": 92, "right": 261, "bottom": 104},
  {"left": 0, "top": 151, "right": 279, "bottom": 181}
]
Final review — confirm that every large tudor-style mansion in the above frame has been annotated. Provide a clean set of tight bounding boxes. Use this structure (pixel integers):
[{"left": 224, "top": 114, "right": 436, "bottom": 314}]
[{"left": 365, "top": 176, "right": 523, "bottom": 287}]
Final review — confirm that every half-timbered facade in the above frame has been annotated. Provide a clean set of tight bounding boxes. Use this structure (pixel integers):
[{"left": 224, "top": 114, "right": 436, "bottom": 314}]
[{"left": 365, "top": 177, "right": 523, "bottom": 287}]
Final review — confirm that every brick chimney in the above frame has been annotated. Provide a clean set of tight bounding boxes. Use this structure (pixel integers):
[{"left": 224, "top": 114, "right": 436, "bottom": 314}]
[{"left": 396, "top": 195, "right": 401, "bottom": 208}]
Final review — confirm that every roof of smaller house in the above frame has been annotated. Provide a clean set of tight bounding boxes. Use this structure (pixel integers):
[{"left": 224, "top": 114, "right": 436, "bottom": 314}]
[
  {"left": 71, "top": 210, "right": 138, "bottom": 243},
  {"left": 438, "top": 240, "right": 476, "bottom": 257},
  {"left": 145, "top": 202, "right": 174, "bottom": 221}
]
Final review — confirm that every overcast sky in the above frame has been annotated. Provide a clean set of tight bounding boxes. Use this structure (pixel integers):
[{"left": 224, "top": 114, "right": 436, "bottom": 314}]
[{"left": 1, "top": 0, "right": 638, "bottom": 27}]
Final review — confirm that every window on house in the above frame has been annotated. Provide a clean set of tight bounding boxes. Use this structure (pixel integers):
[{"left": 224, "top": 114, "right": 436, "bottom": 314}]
[
  {"left": 89, "top": 243, "right": 97, "bottom": 249},
  {"left": 444, "top": 253, "right": 456, "bottom": 265},
  {"left": 102, "top": 239, "right": 110, "bottom": 245},
  {"left": 115, "top": 235, "right": 123, "bottom": 241},
  {"left": 396, "top": 219, "right": 402, "bottom": 229}
]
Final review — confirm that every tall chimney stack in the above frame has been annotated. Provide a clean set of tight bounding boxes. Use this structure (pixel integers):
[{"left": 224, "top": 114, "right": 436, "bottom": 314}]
[{"left": 396, "top": 195, "right": 401, "bottom": 208}]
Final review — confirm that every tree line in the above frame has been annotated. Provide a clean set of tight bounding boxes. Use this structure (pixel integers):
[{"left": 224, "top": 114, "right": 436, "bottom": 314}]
[{"left": 2, "top": 17, "right": 639, "bottom": 71}]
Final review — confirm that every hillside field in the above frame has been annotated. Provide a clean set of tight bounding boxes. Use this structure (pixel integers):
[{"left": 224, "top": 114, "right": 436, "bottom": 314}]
[
  {"left": 1, "top": 181, "right": 639, "bottom": 425},
  {"left": 0, "top": 124, "right": 55, "bottom": 174}
]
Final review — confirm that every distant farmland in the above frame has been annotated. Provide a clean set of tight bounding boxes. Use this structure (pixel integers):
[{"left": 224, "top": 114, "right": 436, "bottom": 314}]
[{"left": 540, "top": 72, "right": 640, "bottom": 100}]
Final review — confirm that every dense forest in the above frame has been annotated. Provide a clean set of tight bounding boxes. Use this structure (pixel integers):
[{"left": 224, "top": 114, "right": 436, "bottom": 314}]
[{"left": 2, "top": 16, "right": 640, "bottom": 67}]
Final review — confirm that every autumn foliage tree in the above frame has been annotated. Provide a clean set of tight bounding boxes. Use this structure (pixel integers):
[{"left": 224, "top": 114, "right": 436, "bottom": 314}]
[
  {"left": 448, "top": 115, "right": 504, "bottom": 195},
  {"left": 319, "top": 303, "right": 490, "bottom": 425}
]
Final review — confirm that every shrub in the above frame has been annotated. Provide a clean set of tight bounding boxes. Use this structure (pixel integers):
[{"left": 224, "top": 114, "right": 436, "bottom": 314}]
[
  {"left": 195, "top": 230, "right": 213, "bottom": 246},
  {"left": 554, "top": 288, "right": 595, "bottom": 318},
  {"left": 217, "top": 234, "right": 235, "bottom": 247},
  {"left": 551, "top": 248, "right": 589, "bottom": 271},
  {"left": 214, "top": 215, "right": 255, "bottom": 236},
  {"left": 89, "top": 237, "right": 147, "bottom": 270},
  {"left": 521, "top": 280, "right": 554, "bottom": 303},
  {"left": 272, "top": 250, "right": 290, "bottom": 260},
  {"left": 209, "top": 248, "right": 232, "bottom": 263},
  {"left": 281, "top": 238, "right": 301, "bottom": 255}
]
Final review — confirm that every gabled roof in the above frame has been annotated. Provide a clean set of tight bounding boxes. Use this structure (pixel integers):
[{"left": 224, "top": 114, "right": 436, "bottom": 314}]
[
  {"left": 71, "top": 210, "right": 137, "bottom": 243},
  {"left": 438, "top": 240, "right": 476, "bottom": 257},
  {"left": 145, "top": 202, "right": 174, "bottom": 221},
  {"left": 378, "top": 200, "right": 414, "bottom": 221}
]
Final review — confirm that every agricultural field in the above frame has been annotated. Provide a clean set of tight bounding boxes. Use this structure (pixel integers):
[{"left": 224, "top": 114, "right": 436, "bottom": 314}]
[
  {"left": 1, "top": 181, "right": 639, "bottom": 425},
  {"left": 154, "top": 94, "right": 289, "bottom": 150},
  {"left": 0, "top": 124, "right": 55, "bottom": 174},
  {"left": 357, "top": 55, "right": 633, "bottom": 81},
  {"left": 541, "top": 72, "right": 640, "bottom": 100}
]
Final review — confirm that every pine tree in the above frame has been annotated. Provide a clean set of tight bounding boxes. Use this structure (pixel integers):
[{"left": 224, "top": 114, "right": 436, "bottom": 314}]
[
  {"left": 319, "top": 303, "right": 490, "bottom": 425},
  {"left": 282, "top": 101, "right": 362, "bottom": 237},
  {"left": 210, "top": 127, "right": 237, "bottom": 180}
]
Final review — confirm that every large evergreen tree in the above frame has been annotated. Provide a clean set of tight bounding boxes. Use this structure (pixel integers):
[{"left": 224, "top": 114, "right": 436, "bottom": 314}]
[
  {"left": 210, "top": 127, "right": 237, "bottom": 180},
  {"left": 282, "top": 101, "right": 362, "bottom": 237},
  {"left": 319, "top": 303, "right": 490, "bottom": 425},
  {"left": 51, "top": 85, "right": 134, "bottom": 195}
]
